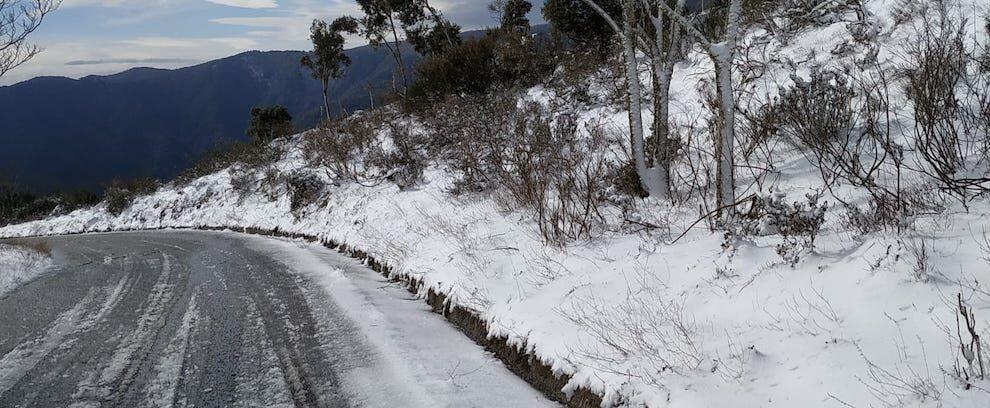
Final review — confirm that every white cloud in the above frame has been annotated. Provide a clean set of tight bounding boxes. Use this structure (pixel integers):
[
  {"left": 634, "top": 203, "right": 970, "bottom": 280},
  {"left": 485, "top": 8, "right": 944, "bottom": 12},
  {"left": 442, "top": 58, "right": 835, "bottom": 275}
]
[
  {"left": 205, "top": 0, "right": 278, "bottom": 9},
  {"left": 61, "top": 0, "right": 173, "bottom": 8},
  {"left": 122, "top": 37, "right": 202, "bottom": 48}
]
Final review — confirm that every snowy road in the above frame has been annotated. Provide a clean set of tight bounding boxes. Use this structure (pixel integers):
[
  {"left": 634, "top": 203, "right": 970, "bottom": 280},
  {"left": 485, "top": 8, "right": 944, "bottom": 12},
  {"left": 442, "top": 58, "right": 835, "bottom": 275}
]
[{"left": 0, "top": 231, "right": 556, "bottom": 408}]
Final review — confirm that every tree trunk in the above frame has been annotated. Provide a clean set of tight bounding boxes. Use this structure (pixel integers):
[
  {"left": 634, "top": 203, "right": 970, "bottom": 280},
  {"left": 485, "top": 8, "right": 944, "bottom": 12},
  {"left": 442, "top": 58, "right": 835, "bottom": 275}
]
[
  {"left": 322, "top": 80, "right": 331, "bottom": 121},
  {"left": 387, "top": 13, "right": 408, "bottom": 93},
  {"left": 651, "top": 59, "right": 674, "bottom": 198},
  {"left": 713, "top": 56, "right": 735, "bottom": 215},
  {"left": 713, "top": 0, "right": 741, "bottom": 217},
  {"left": 621, "top": 0, "right": 663, "bottom": 197}
]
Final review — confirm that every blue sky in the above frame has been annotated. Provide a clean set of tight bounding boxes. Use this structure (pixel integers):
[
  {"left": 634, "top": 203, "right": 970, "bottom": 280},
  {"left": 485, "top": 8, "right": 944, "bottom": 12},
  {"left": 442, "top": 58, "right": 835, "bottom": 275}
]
[{"left": 5, "top": 0, "right": 546, "bottom": 85}]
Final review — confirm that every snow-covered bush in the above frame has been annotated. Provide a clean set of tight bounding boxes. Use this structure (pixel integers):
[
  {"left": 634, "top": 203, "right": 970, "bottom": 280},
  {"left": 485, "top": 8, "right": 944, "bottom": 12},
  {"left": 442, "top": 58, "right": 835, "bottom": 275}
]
[
  {"left": 287, "top": 172, "right": 323, "bottom": 213},
  {"left": 501, "top": 104, "right": 614, "bottom": 245},
  {"left": 778, "top": 69, "right": 856, "bottom": 162},
  {"left": 737, "top": 191, "right": 828, "bottom": 266},
  {"left": 749, "top": 0, "right": 860, "bottom": 38},
  {"left": 375, "top": 120, "right": 427, "bottom": 190},
  {"left": 104, "top": 178, "right": 160, "bottom": 216}
]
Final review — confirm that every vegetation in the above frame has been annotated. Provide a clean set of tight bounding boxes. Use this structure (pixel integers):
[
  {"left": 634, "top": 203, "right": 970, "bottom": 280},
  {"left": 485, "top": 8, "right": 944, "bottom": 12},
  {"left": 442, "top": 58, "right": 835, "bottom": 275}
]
[
  {"left": 104, "top": 178, "right": 160, "bottom": 216},
  {"left": 0, "top": 0, "right": 60, "bottom": 79},
  {"left": 302, "top": 17, "right": 360, "bottom": 120},
  {"left": 246, "top": 106, "right": 294, "bottom": 145},
  {"left": 0, "top": 184, "right": 98, "bottom": 227}
]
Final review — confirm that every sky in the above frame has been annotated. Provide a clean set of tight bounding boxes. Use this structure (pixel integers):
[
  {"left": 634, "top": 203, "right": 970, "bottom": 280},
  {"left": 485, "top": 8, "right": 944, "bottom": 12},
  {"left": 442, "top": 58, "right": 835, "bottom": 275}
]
[{"left": 3, "top": 0, "right": 546, "bottom": 85}]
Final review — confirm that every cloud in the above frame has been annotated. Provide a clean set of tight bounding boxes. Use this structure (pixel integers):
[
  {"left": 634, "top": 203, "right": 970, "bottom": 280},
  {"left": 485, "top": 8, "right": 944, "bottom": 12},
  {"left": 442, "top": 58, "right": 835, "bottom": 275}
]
[
  {"left": 66, "top": 57, "right": 201, "bottom": 66},
  {"left": 205, "top": 0, "right": 278, "bottom": 9},
  {"left": 121, "top": 36, "right": 258, "bottom": 50}
]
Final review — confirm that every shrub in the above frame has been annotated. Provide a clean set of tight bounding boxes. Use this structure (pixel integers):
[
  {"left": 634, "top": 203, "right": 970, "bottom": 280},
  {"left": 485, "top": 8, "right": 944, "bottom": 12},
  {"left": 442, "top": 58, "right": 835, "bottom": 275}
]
[
  {"left": 247, "top": 105, "right": 294, "bottom": 144},
  {"left": 372, "top": 121, "right": 428, "bottom": 189},
  {"left": 423, "top": 92, "right": 516, "bottom": 194},
  {"left": 776, "top": 67, "right": 907, "bottom": 213},
  {"left": 303, "top": 116, "right": 380, "bottom": 183},
  {"left": 611, "top": 161, "right": 649, "bottom": 199},
  {"left": 404, "top": 30, "right": 556, "bottom": 109},
  {"left": 287, "top": 172, "right": 323, "bottom": 213},
  {"left": 176, "top": 140, "right": 281, "bottom": 185},
  {"left": 737, "top": 191, "right": 828, "bottom": 266},
  {"left": 903, "top": 3, "right": 988, "bottom": 198},
  {"left": 427, "top": 91, "right": 613, "bottom": 245},
  {"left": 405, "top": 36, "right": 501, "bottom": 107},
  {"left": 104, "top": 178, "right": 160, "bottom": 216}
]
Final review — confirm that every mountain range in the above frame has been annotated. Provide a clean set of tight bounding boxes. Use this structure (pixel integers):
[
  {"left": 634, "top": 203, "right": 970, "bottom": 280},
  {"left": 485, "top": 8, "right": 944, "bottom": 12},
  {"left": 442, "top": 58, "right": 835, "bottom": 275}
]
[{"left": 0, "top": 43, "right": 420, "bottom": 193}]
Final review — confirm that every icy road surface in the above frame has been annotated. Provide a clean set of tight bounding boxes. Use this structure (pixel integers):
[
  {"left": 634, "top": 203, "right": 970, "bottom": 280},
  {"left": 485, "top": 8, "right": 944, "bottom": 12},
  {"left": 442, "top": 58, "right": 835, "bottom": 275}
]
[{"left": 0, "top": 231, "right": 556, "bottom": 408}]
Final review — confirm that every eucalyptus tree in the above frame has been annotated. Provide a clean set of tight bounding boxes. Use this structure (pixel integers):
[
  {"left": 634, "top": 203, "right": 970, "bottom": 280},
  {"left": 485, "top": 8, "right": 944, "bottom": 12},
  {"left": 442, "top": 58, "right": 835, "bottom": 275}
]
[
  {"left": 580, "top": 0, "right": 743, "bottom": 216},
  {"left": 301, "top": 17, "right": 359, "bottom": 120}
]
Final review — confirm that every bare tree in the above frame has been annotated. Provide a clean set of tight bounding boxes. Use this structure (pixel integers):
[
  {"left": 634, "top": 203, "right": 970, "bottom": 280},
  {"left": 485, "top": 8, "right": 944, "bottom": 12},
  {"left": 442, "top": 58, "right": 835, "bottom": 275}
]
[
  {"left": 581, "top": 0, "right": 742, "bottom": 215},
  {"left": 579, "top": 0, "right": 684, "bottom": 200},
  {"left": 0, "top": 0, "right": 60, "bottom": 79},
  {"left": 655, "top": 0, "right": 743, "bottom": 217},
  {"left": 643, "top": 0, "right": 687, "bottom": 200}
]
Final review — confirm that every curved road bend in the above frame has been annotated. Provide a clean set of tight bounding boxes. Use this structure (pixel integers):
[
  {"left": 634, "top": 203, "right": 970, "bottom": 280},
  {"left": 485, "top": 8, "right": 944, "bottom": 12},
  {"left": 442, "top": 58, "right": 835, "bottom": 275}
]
[{"left": 0, "top": 230, "right": 557, "bottom": 408}]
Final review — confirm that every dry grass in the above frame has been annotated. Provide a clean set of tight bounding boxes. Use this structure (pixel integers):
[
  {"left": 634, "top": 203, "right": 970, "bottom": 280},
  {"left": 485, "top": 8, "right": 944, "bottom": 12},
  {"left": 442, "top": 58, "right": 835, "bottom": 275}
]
[{"left": 1, "top": 239, "right": 52, "bottom": 256}]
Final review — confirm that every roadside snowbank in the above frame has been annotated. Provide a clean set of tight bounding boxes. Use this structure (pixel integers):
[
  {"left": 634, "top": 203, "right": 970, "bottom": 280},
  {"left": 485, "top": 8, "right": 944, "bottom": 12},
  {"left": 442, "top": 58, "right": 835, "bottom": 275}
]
[{"left": 0, "top": 243, "right": 53, "bottom": 297}]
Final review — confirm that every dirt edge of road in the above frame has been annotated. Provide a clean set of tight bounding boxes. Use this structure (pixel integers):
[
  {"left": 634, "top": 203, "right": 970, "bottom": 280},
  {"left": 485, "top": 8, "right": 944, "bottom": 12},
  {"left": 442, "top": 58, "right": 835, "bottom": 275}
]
[{"left": 2, "top": 226, "right": 605, "bottom": 408}]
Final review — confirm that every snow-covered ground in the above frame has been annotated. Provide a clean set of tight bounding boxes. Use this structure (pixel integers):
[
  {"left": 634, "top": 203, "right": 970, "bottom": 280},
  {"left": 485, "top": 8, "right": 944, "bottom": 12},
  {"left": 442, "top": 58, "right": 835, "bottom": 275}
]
[
  {"left": 0, "top": 242, "right": 53, "bottom": 297},
  {"left": 4, "top": 0, "right": 990, "bottom": 406}
]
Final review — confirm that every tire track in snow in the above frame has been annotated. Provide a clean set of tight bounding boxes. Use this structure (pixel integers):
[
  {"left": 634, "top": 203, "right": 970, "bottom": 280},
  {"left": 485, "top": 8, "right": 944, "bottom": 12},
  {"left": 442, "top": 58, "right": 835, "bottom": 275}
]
[
  {"left": 72, "top": 253, "right": 181, "bottom": 404},
  {"left": 0, "top": 289, "right": 99, "bottom": 396},
  {"left": 231, "top": 299, "right": 295, "bottom": 408},
  {"left": 141, "top": 290, "right": 200, "bottom": 408}
]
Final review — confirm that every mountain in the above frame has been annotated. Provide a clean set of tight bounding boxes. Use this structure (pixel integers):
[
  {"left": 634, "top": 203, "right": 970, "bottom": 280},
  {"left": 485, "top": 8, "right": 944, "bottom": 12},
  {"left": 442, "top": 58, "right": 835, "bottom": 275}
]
[{"left": 0, "top": 43, "right": 420, "bottom": 194}]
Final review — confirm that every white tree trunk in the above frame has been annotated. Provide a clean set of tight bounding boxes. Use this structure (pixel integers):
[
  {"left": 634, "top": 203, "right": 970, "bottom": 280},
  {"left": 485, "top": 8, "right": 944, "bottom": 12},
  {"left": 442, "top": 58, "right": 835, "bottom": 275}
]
[
  {"left": 713, "top": 0, "right": 741, "bottom": 215},
  {"left": 713, "top": 55, "right": 735, "bottom": 213},
  {"left": 621, "top": 0, "right": 664, "bottom": 197}
]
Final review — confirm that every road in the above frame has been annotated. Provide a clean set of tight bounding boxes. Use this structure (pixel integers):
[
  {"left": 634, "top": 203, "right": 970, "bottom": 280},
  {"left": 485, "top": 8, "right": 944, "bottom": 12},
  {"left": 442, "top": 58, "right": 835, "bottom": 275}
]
[{"left": 0, "top": 231, "right": 557, "bottom": 408}]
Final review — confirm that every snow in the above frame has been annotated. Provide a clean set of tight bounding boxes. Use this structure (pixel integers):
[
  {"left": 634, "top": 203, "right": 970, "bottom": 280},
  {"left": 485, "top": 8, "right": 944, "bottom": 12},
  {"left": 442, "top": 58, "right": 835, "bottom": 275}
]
[
  {"left": 0, "top": 242, "right": 53, "bottom": 297},
  {"left": 4, "top": 1, "right": 990, "bottom": 406},
  {"left": 247, "top": 235, "right": 556, "bottom": 407}
]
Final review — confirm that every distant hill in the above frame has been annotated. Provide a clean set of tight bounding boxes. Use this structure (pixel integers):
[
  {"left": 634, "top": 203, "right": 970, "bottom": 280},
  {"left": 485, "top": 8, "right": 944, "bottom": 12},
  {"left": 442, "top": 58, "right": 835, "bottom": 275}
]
[{"left": 0, "top": 43, "right": 420, "bottom": 193}]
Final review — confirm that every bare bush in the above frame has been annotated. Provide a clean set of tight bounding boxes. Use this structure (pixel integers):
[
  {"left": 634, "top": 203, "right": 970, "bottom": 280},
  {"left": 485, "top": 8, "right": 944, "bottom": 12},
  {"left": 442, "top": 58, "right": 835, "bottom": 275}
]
[
  {"left": 904, "top": 238, "right": 939, "bottom": 282},
  {"left": 425, "top": 91, "right": 614, "bottom": 245},
  {"left": 369, "top": 119, "right": 428, "bottom": 190},
  {"left": 953, "top": 293, "right": 987, "bottom": 385},
  {"left": 511, "top": 108, "right": 613, "bottom": 245},
  {"left": 302, "top": 116, "right": 380, "bottom": 183},
  {"left": 423, "top": 92, "right": 516, "bottom": 194},
  {"left": 750, "top": 0, "right": 859, "bottom": 39},
  {"left": 776, "top": 66, "right": 912, "bottom": 225},
  {"left": 561, "top": 272, "right": 707, "bottom": 385},
  {"left": 903, "top": 0, "right": 990, "bottom": 198}
]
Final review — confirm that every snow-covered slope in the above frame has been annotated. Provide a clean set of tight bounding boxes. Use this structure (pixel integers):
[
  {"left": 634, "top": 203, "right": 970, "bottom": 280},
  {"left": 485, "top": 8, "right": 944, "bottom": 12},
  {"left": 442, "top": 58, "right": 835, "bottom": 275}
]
[
  {"left": 0, "top": 243, "right": 52, "bottom": 297},
  {"left": 4, "top": 1, "right": 990, "bottom": 406}
]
